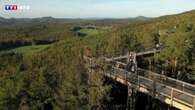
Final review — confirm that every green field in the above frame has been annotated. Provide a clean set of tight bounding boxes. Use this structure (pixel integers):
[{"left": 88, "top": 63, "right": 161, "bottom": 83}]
[{"left": 10, "top": 44, "right": 51, "bottom": 55}]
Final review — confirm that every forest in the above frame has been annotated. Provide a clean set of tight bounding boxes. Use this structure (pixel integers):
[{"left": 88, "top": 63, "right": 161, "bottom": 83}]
[{"left": 0, "top": 10, "right": 195, "bottom": 110}]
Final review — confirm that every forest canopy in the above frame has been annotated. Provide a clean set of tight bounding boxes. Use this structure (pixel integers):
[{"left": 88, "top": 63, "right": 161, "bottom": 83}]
[{"left": 0, "top": 10, "right": 195, "bottom": 110}]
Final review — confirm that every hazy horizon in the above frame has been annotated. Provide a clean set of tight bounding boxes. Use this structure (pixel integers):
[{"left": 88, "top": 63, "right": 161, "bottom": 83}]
[
  {"left": 0, "top": 0, "right": 195, "bottom": 18},
  {"left": 0, "top": 15, "right": 151, "bottom": 19}
]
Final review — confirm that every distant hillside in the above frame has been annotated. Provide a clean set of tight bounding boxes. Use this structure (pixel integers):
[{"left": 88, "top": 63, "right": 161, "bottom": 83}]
[
  {"left": 104, "top": 9, "right": 195, "bottom": 51},
  {"left": 0, "top": 16, "right": 150, "bottom": 27}
]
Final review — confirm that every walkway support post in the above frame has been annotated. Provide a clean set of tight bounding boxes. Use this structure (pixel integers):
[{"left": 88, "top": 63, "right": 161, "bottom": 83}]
[
  {"left": 171, "top": 88, "right": 174, "bottom": 106},
  {"left": 126, "top": 85, "right": 136, "bottom": 110},
  {"left": 193, "top": 98, "right": 195, "bottom": 110}
]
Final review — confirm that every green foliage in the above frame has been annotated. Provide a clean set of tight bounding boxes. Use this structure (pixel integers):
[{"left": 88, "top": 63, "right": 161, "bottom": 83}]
[
  {"left": 0, "top": 38, "right": 110, "bottom": 110},
  {"left": 0, "top": 23, "right": 73, "bottom": 44}
]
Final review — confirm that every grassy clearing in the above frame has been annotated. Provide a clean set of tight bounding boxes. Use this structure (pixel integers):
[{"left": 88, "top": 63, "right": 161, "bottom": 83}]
[
  {"left": 10, "top": 44, "right": 51, "bottom": 55},
  {"left": 79, "top": 29, "right": 100, "bottom": 37}
]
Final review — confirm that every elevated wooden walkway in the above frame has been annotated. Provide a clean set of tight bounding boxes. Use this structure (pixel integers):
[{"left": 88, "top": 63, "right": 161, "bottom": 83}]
[
  {"left": 107, "top": 49, "right": 160, "bottom": 61},
  {"left": 84, "top": 56, "right": 195, "bottom": 110}
]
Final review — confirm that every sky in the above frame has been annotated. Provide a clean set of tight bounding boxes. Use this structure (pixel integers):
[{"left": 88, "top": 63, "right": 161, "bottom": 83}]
[{"left": 0, "top": 0, "right": 195, "bottom": 18}]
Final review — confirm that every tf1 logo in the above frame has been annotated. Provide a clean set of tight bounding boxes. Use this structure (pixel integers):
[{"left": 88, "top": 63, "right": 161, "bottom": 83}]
[
  {"left": 5, "top": 5, "right": 17, "bottom": 10},
  {"left": 4, "top": 5, "right": 30, "bottom": 11}
]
